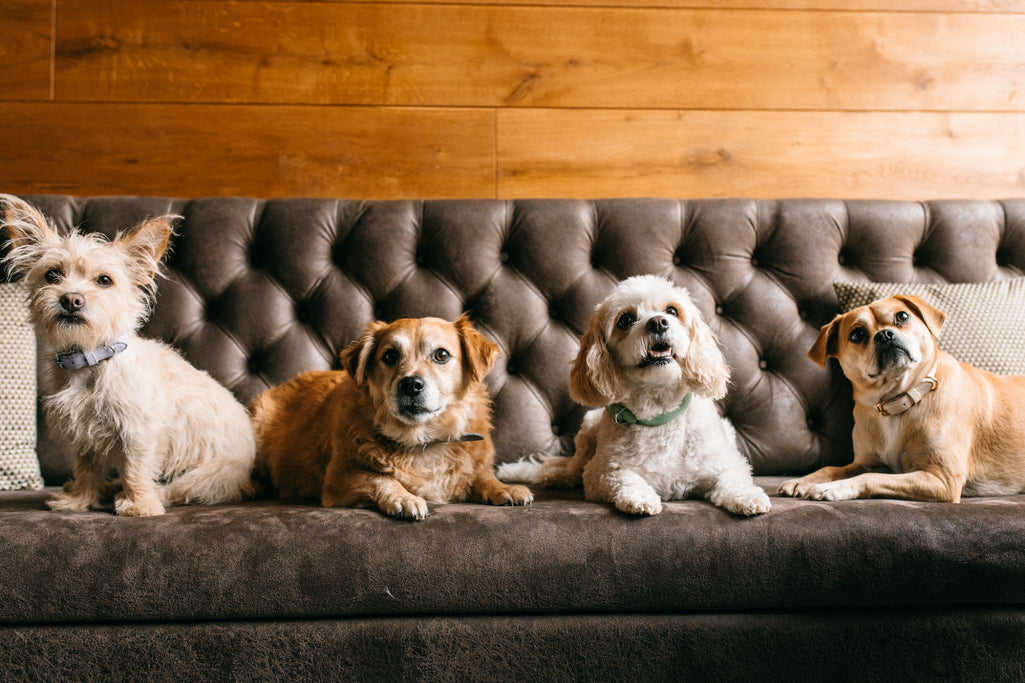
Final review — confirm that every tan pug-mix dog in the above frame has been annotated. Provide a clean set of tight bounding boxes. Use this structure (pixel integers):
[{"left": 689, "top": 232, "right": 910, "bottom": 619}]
[
  {"left": 779, "top": 294, "right": 1025, "bottom": 503},
  {"left": 250, "top": 315, "right": 532, "bottom": 520}
]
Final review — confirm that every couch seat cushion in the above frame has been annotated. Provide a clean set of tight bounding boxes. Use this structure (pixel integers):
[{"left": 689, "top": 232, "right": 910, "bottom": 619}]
[{"left": 2, "top": 480, "right": 1024, "bottom": 625}]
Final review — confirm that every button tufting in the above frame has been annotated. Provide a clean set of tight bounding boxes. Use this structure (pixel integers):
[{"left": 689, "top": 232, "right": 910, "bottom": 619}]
[{"left": 759, "top": 360, "right": 768, "bottom": 370}]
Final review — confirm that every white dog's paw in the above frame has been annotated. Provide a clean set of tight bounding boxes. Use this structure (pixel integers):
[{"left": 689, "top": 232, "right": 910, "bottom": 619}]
[
  {"left": 114, "top": 493, "right": 166, "bottom": 517},
  {"left": 805, "top": 481, "right": 859, "bottom": 502},
  {"left": 721, "top": 488, "right": 772, "bottom": 516},
  {"left": 381, "top": 494, "right": 429, "bottom": 521},
  {"left": 613, "top": 490, "right": 664, "bottom": 516}
]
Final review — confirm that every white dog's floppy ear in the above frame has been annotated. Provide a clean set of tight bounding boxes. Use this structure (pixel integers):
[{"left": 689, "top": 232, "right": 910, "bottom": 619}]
[
  {"left": 894, "top": 294, "right": 946, "bottom": 339},
  {"left": 682, "top": 315, "right": 730, "bottom": 400},
  {"left": 341, "top": 320, "right": 388, "bottom": 386},
  {"left": 569, "top": 319, "right": 621, "bottom": 407},
  {"left": 808, "top": 315, "right": 842, "bottom": 368},
  {"left": 1, "top": 194, "right": 59, "bottom": 274}
]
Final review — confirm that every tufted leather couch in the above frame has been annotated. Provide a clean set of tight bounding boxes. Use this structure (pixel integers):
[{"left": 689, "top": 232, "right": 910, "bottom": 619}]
[{"left": 3, "top": 196, "right": 1025, "bottom": 680}]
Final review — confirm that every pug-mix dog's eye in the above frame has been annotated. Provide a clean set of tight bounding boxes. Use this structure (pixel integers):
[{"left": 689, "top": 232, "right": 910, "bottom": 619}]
[
  {"left": 894, "top": 311, "right": 910, "bottom": 325},
  {"left": 848, "top": 327, "right": 868, "bottom": 344}
]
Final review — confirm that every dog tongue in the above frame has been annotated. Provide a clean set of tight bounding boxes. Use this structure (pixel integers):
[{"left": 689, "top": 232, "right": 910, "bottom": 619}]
[{"left": 651, "top": 342, "right": 672, "bottom": 356}]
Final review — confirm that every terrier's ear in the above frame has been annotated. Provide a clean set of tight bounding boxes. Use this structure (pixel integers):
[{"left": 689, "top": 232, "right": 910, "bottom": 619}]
[
  {"left": 340, "top": 320, "right": 388, "bottom": 386},
  {"left": 1, "top": 195, "right": 59, "bottom": 274},
  {"left": 455, "top": 313, "right": 499, "bottom": 386},
  {"left": 119, "top": 216, "right": 177, "bottom": 284}
]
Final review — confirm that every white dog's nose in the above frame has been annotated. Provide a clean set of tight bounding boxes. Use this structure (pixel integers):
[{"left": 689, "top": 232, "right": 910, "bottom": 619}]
[{"left": 646, "top": 316, "right": 670, "bottom": 334}]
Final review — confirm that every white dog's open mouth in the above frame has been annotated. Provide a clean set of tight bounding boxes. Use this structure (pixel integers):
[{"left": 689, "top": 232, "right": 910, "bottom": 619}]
[{"left": 638, "top": 341, "right": 674, "bottom": 368}]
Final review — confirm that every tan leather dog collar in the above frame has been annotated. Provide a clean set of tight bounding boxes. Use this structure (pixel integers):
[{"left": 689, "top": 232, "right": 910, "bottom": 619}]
[{"left": 875, "top": 365, "right": 939, "bottom": 417}]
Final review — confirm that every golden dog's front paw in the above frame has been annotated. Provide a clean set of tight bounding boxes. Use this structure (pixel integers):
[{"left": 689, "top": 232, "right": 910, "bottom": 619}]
[
  {"left": 381, "top": 494, "right": 429, "bottom": 521},
  {"left": 777, "top": 478, "right": 806, "bottom": 498},
  {"left": 487, "top": 484, "right": 533, "bottom": 506},
  {"left": 805, "top": 481, "right": 858, "bottom": 501}
]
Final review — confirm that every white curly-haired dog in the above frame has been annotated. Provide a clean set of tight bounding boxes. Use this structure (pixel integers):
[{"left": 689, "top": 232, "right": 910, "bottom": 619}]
[
  {"left": 1, "top": 195, "right": 256, "bottom": 516},
  {"left": 499, "top": 275, "right": 770, "bottom": 516}
]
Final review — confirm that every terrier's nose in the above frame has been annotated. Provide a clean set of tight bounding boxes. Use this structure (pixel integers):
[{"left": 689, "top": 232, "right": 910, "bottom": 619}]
[
  {"left": 646, "top": 316, "right": 670, "bottom": 334},
  {"left": 399, "top": 376, "right": 426, "bottom": 397},
  {"left": 60, "top": 292, "right": 85, "bottom": 313}
]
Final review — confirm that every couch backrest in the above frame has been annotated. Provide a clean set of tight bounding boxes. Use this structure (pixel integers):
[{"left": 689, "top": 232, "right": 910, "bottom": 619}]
[{"left": 18, "top": 196, "right": 1025, "bottom": 483}]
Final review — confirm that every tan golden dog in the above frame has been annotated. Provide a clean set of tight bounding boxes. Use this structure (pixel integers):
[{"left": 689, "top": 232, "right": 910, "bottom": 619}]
[
  {"left": 779, "top": 294, "right": 1025, "bottom": 503},
  {"left": 250, "top": 315, "right": 532, "bottom": 520}
]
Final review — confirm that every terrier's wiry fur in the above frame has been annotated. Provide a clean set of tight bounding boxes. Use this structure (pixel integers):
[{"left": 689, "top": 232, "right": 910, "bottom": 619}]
[{"left": 1, "top": 195, "right": 256, "bottom": 516}]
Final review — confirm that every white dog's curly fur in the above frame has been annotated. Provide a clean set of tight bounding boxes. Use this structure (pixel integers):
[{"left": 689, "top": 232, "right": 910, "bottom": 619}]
[
  {"left": 2, "top": 195, "right": 256, "bottom": 516},
  {"left": 499, "top": 275, "right": 770, "bottom": 516}
]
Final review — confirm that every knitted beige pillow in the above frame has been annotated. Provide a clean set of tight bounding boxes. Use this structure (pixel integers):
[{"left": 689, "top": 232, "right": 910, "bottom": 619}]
[
  {"left": 834, "top": 278, "right": 1025, "bottom": 376},
  {"left": 0, "top": 283, "right": 43, "bottom": 490}
]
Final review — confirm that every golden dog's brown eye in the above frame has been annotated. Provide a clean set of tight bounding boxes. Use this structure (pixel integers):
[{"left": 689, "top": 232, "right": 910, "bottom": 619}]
[
  {"left": 432, "top": 348, "right": 451, "bottom": 364},
  {"left": 849, "top": 327, "right": 868, "bottom": 344},
  {"left": 45, "top": 269, "right": 63, "bottom": 283},
  {"left": 665, "top": 305, "right": 679, "bottom": 317},
  {"left": 617, "top": 313, "right": 637, "bottom": 330},
  {"left": 895, "top": 311, "right": 910, "bottom": 324},
  {"left": 96, "top": 275, "right": 113, "bottom": 287},
  {"left": 382, "top": 348, "right": 400, "bottom": 366}
]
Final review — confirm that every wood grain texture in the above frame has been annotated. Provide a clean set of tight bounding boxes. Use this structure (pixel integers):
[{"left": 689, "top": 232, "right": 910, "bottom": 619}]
[
  {"left": 1, "top": 0, "right": 52, "bottom": 101},
  {"left": 55, "top": 1, "right": 1025, "bottom": 111},
  {"left": 230, "top": 0, "right": 1025, "bottom": 12},
  {"left": 497, "top": 109, "right": 1025, "bottom": 200},
  {"left": 0, "top": 103, "right": 495, "bottom": 199}
]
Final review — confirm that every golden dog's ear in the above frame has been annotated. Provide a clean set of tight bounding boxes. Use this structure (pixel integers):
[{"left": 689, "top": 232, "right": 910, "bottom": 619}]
[
  {"left": 682, "top": 316, "right": 730, "bottom": 400},
  {"left": 895, "top": 294, "right": 946, "bottom": 338},
  {"left": 808, "top": 315, "right": 843, "bottom": 368},
  {"left": 455, "top": 313, "right": 498, "bottom": 385},
  {"left": 569, "top": 319, "right": 620, "bottom": 407},
  {"left": 340, "top": 320, "right": 388, "bottom": 386}
]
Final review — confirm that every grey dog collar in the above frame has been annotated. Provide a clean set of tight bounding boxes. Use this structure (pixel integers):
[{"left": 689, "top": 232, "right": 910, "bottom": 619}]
[{"left": 55, "top": 336, "right": 130, "bottom": 370}]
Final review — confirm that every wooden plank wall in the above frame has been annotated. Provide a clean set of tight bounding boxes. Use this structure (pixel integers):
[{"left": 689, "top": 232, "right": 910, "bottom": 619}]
[{"left": 2, "top": 0, "right": 1024, "bottom": 200}]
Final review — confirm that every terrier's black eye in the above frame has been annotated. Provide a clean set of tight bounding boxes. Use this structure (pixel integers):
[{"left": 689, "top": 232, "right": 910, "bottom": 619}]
[
  {"left": 849, "top": 327, "right": 868, "bottom": 344},
  {"left": 45, "top": 269, "right": 62, "bottom": 283},
  {"left": 432, "top": 348, "right": 451, "bottom": 364},
  {"left": 665, "top": 305, "right": 679, "bottom": 317},
  {"left": 382, "top": 348, "right": 400, "bottom": 366},
  {"left": 895, "top": 311, "right": 910, "bottom": 324},
  {"left": 96, "top": 275, "right": 113, "bottom": 287},
  {"left": 616, "top": 313, "right": 637, "bottom": 330}
]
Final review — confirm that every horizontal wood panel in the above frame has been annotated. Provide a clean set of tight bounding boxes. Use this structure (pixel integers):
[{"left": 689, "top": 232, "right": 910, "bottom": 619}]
[
  {"left": 1, "top": 0, "right": 52, "bottom": 100},
  {"left": 0, "top": 103, "right": 495, "bottom": 199},
  {"left": 229, "top": 1, "right": 1025, "bottom": 13},
  {"left": 497, "top": 109, "right": 1025, "bottom": 200},
  {"left": 55, "top": 1, "right": 1025, "bottom": 111}
]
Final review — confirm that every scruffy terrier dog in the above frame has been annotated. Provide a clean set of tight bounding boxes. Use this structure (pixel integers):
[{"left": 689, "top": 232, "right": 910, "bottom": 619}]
[
  {"left": 500, "top": 275, "right": 769, "bottom": 516},
  {"left": 1, "top": 195, "right": 256, "bottom": 516}
]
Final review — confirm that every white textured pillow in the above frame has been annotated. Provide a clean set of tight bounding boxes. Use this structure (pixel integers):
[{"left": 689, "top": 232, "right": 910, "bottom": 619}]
[
  {"left": 834, "top": 278, "right": 1025, "bottom": 376},
  {"left": 0, "top": 283, "right": 42, "bottom": 490}
]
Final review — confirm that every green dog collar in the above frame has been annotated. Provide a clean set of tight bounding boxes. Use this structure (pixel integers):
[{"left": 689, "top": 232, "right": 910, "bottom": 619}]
[{"left": 606, "top": 392, "right": 693, "bottom": 427}]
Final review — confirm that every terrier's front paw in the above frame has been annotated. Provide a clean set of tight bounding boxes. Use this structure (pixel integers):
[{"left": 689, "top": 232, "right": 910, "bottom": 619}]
[
  {"left": 114, "top": 493, "right": 166, "bottom": 517},
  {"left": 381, "top": 494, "right": 429, "bottom": 521},
  {"left": 46, "top": 491, "right": 95, "bottom": 513}
]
